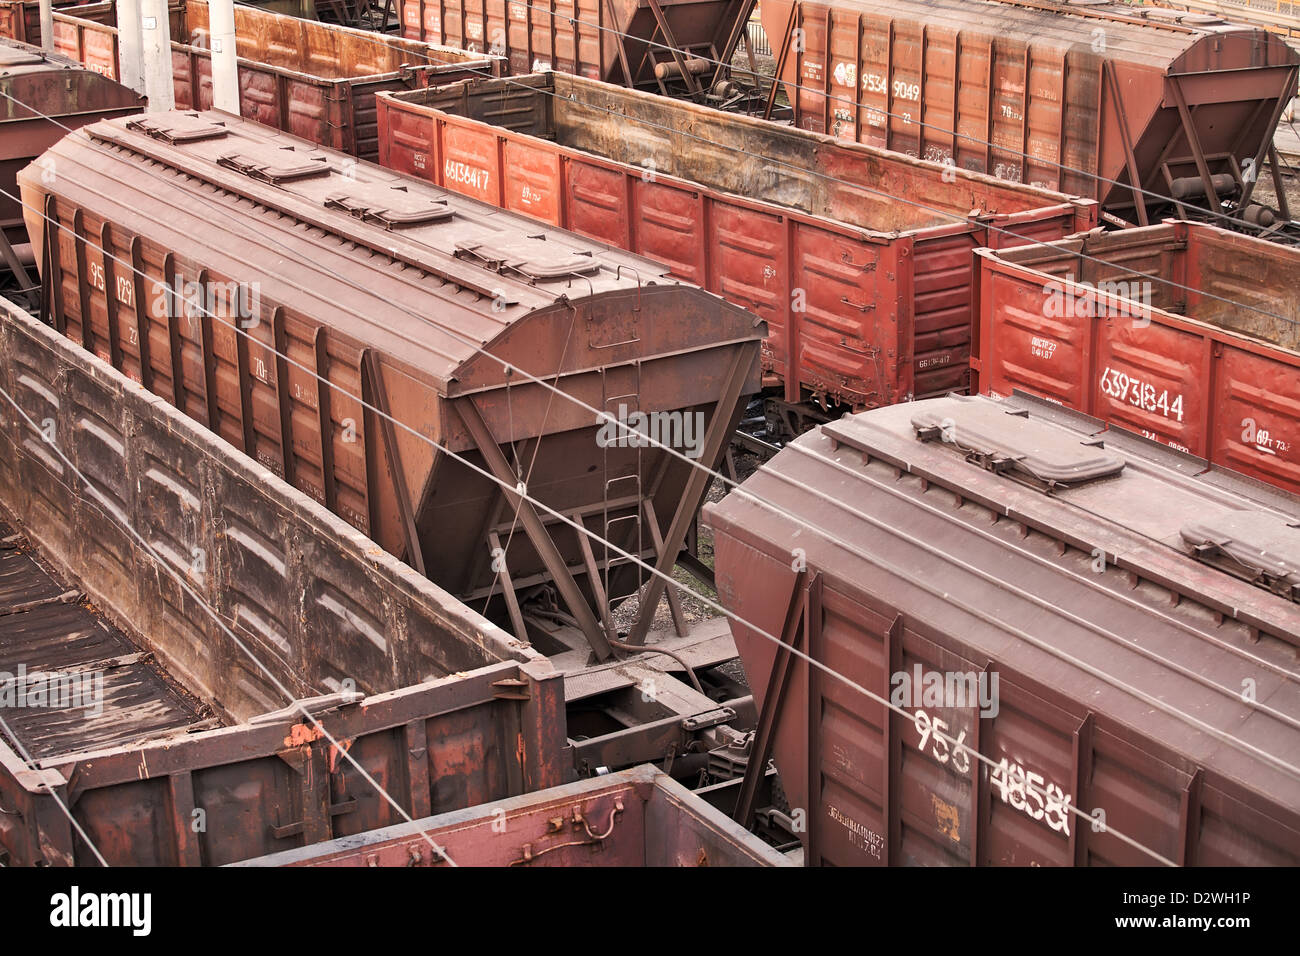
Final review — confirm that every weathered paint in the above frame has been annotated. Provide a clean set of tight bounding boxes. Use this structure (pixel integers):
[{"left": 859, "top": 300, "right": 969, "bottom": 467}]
[
  {"left": 0, "top": 295, "right": 567, "bottom": 866},
  {"left": 378, "top": 73, "right": 1094, "bottom": 408},
  {"left": 0, "top": 37, "right": 142, "bottom": 262},
  {"left": 234, "top": 765, "right": 793, "bottom": 866},
  {"left": 973, "top": 220, "right": 1300, "bottom": 495},
  {"left": 395, "top": 0, "right": 745, "bottom": 88},
  {"left": 761, "top": 0, "right": 1299, "bottom": 220},
  {"left": 20, "top": 110, "right": 763, "bottom": 643},
  {"left": 706, "top": 393, "right": 1300, "bottom": 866},
  {"left": 0, "top": 0, "right": 505, "bottom": 159}
]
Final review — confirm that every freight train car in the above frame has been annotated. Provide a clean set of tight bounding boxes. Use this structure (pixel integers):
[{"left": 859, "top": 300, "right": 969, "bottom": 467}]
[
  {"left": 0, "top": 296, "right": 567, "bottom": 866},
  {"left": 236, "top": 766, "right": 792, "bottom": 866},
  {"left": 20, "top": 110, "right": 764, "bottom": 664},
  {"left": 973, "top": 219, "right": 1300, "bottom": 496},
  {"left": 705, "top": 392, "right": 1300, "bottom": 866},
  {"left": 0, "top": 0, "right": 183, "bottom": 49},
  {"left": 0, "top": 0, "right": 504, "bottom": 159},
  {"left": 393, "top": 0, "right": 751, "bottom": 92},
  {"left": 0, "top": 36, "right": 142, "bottom": 301},
  {"left": 377, "top": 73, "right": 1093, "bottom": 432},
  {"left": 761, "top": 0, "right": 1300, "bottom": 227}
]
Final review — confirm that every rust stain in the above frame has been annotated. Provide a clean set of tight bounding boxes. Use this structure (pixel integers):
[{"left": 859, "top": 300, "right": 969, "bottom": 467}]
[
  {"left": 327, "top": 738, "right": 354, "bottom": 774},
  {"left": 283, "top": 723, "right": 324, "bottom": 749},
  {"left": 932, "top": 794, "right": 961, "bottom": 843}
]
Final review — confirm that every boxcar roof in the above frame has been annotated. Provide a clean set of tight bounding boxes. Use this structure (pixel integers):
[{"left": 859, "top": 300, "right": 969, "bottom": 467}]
[
  {"left": 27, "top": 110, "right": 721, "bottom": 387},
  {"left": 706, "top": 392, "right": 1300, "bottom": 812}
]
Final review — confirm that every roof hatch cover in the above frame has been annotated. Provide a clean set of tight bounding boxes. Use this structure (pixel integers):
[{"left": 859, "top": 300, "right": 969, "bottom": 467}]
[
  {"left": 0, "top": 47, "right": 45, "bottom": 67},
  {"left": 453, "top": 237, "right": 598, "bottom": 281},
  {"left": 217, "top": 142, "right": 330, "bottom": 184},
  {"left": 324, "top": 182, "right": 453, "bottom": 229},
  {"left": 908, "top": 396, "right": 1126, "bottom": 485},
  {"left": 1180, "top": 510, "right": 1300, "bottom": 599},
  {"left": 126, "top": 113, "right": 229, "bottom": 144}
]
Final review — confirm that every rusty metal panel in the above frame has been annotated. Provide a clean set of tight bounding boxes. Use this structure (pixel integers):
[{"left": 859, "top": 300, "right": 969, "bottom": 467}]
[
  {"left": 0, "top": 38, "right": 142, "bottom": 274},
  {"left": 11, "top": 0, "right": 504, "bottom": 159},
  {"left": 378, "top": 74, "right": 1093, "bottom": 408},
  {"left": 762, "top": 0, "right": 1300, "bottom": 220},
  {"left": 706, "top": 392, "right": 1300, "bottom": 866},
  {"left": 975, "top": 220, "right": 1300, "bottom": 494},
  {"left": 234, "top": 765, "right": 792, "bottom": 866},
  {"left": 0, "top": 295, "right": 566, "bottom": 866},
  {"left": 397, "top": 0, "right": 743, "bottom": 87},
  {"left": 22, "top": 110, "right": 764, "bottom": 653}
]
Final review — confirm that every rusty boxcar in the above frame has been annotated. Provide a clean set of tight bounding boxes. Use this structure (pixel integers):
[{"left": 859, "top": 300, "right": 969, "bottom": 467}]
[
  {"left": 377, "top": 73, "right": 1094, "bottom": 426},
  {"left": 0, "top": 294, "right": 568, "bottom": 866},
  {"left": 705, "top": 392, "right": 1300, "bottom": 866},
  {"left": 0, "top": 36, "right": 142, "bottom": 296},
  {"left": 3, "top": 0, "right": 505, "bottom": 159},
  {"left": 972, "top": 220, "right": 1300, "bottom": 496},
  {"left": 19, "top": 110, "right": 764, "bottom": 664},
  {"left": 236, "top": 765, "right": 792, "bottom": 866},
  {"left": 394, "top": 0, "right": 750, "bottom": 91},
  {"left": 761, "top": 0, "right": 1300, "bottom": 226}
]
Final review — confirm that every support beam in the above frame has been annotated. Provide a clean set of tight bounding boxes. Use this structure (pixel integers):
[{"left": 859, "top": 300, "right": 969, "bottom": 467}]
[
  {"left": 1105, "top": 61, "right": 1149, "bottom": 226},
  {"left": 625, "top": 343, "right": 757, "bottom": 646},
  {"left": 38, "top": 0, "right": 52, "bottom": 53},
  {"left": 361, "top": 350, "right": 426, "bottom": 576},
  {"left": 140, "top": 0, "right": 175, "bottom": 112},
  {"left": 1168, "top": 77, "right": 1220, "bottom": 220},
  {"left": 455, "top": 398, "right": 614, "bottom": 661},
  {"left": 734, "top": 570, "right": 808, "bottom": 827},
  {"left": 207, "top": 0, "right": 240, "bottom": 115},
  {"left": 117, "top": 0, "right": 146, "bottom": 94},
  {"left": 1238, "top": 67, "right": 1298, "bottom": 213}
]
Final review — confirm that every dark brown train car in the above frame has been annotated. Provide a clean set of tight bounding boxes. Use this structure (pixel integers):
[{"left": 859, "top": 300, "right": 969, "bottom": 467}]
[
  {"left": 377, "top": 73, "right": 1093, "bottom": 423},
  {"left": 0, "top": 37, "right": 142, "bottom": 289},
  {"left": 0, "top": 296, "right": 566, "bottom": 866},
  {"left": 706, "top": 392, "right": 1300, "bottom": 866},
  {"left": 236, "top": 765, "right": 792, "bottom": 866},
  {"left": 0, "top": 0, "right": 505, "bottom": 160},
  {"left": 761, "top": 0, "right": 1300, "bottom": 225},
  {"left": 394, "top": 0, "right": 750, "bottom": 91},
  {"left": 973, "top": 220, "right": 1300, "bottom": 496},
  {"left": 19, "top": 110, "right": 764, "bottom": 662}
]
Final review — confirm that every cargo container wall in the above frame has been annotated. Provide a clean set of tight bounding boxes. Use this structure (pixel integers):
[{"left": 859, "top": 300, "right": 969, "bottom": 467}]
[
  {"left": 705, "top": 393, "right": 1300, "bottom": 866},
  {"left": 0, "top": 0, "right": 184, "bottom": 49},
  {"left": 378, "top": 74, "right": 1093, "bottom": 410},
  {"left": 760, "top": 0, "right": 1299, "bottom": 223},
  {"left": 395, "top": 0, "right": 747, "bottom": 88},
  {"left": 235, "top": 765, "right": 792, "bottom": 866},
  {"left": 973, "top": 220, "right": 1300, "bottom": 494},
  {"left": 15, "top": 0, "right": 504, "bottom": 159},
  {"left": 0, "top": 295, "right": 566, "bottom": 866}
]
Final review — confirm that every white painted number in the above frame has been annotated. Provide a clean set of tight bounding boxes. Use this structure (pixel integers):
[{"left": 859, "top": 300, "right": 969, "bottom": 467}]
[
  {"left": 1098, "top": 366, "right": 1184, "bottom": 422},
  {"left": 990, "top": 757, "right": 1072, "bottom": 835}
]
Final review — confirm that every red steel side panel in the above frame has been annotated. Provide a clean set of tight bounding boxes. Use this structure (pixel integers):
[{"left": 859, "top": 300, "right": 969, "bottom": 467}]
[
  {"left": 975, "top": 230, "right": 1300, "bottom": 494},
  {"left": 378, "top": 93, "right": 917, "bottom": 409}
]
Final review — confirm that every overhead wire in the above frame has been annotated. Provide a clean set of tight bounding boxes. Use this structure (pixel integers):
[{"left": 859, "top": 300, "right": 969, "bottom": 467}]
[
  {"left": 2, "top": 13, "right": 1296, "bottom": 860},
  {"left": 0, "top": 158, "right": 1254, "bottom": 866}
]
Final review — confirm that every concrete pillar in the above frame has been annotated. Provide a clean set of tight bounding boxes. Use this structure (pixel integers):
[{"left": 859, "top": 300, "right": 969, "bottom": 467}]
[
  {"left": 117, "top": 0, "right": 145, "bottom": 94},
  {"left": 207, "top": 0, "right": 239, "bottom": 115},
  {"left": 140, "top": 0, "right": 174, "bottom": 112},
  {"left": 38, "top": 0, "right": 52, "bottom": 52}
]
